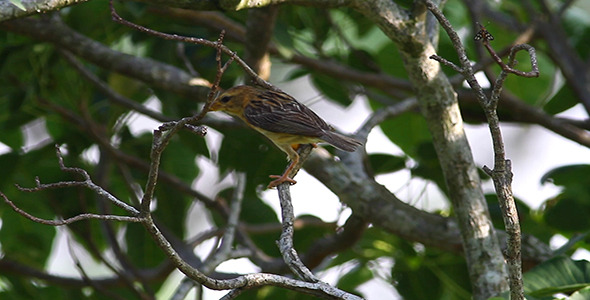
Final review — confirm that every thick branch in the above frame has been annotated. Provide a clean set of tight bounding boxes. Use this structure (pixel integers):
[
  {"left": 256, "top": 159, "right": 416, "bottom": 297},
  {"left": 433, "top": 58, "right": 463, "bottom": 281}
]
[
  {"left": 304, "top": 149, "right": 552, "bottom": 265},
  {"left": 0, "top": 0, "right": 91, "bottom": 21},
  {"left": 354, "top": 0, "right": 508, "bottom": 298}
]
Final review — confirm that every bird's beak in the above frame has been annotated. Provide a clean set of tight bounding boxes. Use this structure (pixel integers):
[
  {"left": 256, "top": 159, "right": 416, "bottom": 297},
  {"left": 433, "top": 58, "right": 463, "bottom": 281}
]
[{"left": 209, "top": 100, "right": 221, "bottom": 111}]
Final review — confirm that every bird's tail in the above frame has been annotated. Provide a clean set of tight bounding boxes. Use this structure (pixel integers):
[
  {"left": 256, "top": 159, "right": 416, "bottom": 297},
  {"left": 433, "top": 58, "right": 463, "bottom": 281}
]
[{"left": 320, "top": 131, "right": 363, "bottom": 152}]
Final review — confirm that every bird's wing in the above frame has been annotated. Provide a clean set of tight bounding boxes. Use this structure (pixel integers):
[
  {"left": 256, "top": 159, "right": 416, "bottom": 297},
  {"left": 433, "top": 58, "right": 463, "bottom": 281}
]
[{"left": 243, "top": 89, "right": 331, "bottom": 137}]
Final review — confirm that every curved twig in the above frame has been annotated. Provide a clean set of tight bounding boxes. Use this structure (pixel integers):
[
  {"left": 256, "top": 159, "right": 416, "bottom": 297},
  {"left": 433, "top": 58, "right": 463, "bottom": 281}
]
[{"left": 1, "top": 192, "right": 141, "bottom": 225}]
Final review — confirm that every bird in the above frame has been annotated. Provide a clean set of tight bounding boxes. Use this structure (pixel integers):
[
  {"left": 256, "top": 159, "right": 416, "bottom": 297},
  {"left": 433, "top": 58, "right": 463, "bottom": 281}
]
[{"left": 209, "top": 85, "right": 362, "bottom": 188}]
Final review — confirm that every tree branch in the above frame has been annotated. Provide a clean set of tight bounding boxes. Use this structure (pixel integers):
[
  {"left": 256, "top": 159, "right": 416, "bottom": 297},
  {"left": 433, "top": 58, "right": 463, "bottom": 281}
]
[
  {"left": 0, "top": 0, "right": 91, "bottom": 22},
  {"left": 426, "top": 1, "right": 536, "bottom": 298}
]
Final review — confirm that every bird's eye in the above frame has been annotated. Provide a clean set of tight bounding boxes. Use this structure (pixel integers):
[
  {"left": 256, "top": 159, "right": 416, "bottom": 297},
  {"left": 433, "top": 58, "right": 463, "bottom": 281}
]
[{"left": 220, "top": 96, "right": 231, "bottom": 103}]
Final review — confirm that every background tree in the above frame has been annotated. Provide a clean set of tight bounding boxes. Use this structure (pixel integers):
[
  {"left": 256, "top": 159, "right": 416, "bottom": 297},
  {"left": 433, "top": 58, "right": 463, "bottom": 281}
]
[{"left": 1, "top": 0, "right": 590, "bottom": 299}]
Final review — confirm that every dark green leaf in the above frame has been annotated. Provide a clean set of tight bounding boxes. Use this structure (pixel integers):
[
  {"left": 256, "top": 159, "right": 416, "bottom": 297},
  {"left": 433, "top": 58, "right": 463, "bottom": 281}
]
[
  {"left": 543, "top": 85, "right": 579, "bottom": 115},
  {"left": 378, "top": 111, "right": 431, "bottom": 158},
  {"left": 541, "top": 164, "right": 590, "bottom": 187},
  {"left": 311, "top": 73, "right": 352, "bottom": 106},
  {"left": 126, "top": 222, "right": 166, "bottom": 268},
  {"left": 544, "top": 195, "right": 590, "bottom": 232},
  {"left": 368, "top": 153, "right": 406, "bottom": 175},
  {"left": 337, "top": 265, "right": 373, "bottom": 291},
  {"left": 285, "top": 67, "right": 310, "bottom": 81},
  {"left": 524, "top": 255, "right": 590, "bottom": 297},
  {"left": 411, "top": 142, "right": 447, "bottom": 195},
  {"left": 217, "top": 125, "right": 286, "bottom": 189}
]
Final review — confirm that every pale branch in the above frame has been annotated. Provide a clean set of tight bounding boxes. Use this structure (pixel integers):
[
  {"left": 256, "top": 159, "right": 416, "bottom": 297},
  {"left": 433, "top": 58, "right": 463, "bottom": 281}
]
[
  {"left": 354, "top": 0, "right": 509, "bottom": 297},
  {"left": 277, "top": 183, "right": 319, "bottom": 282},
  {"left": 140, "top": 126, "right": 362, "bottom": 299},
  {"left": 216, "top": 172, "right": 246, "bottom": 262},
  {"left": 20, "top": 145, "right": 139, "bottom": 216},
  {"left": 422, "top": 1, "right": 487, "bottom": 104},
  {"left": 1, "top": 193, "right": 140, "bottom": 225},
  {"left": 123, "top": 18, "right": 361, "bottom": 297},
  {"left": 305, "top": 147, "right": 552, "bottom": 264},
  {"left": 170, "top": 279, "right": 194, "bottom": 300},
  {"left": 425, "top": 1, "right": 528, "bottom": 298},
  {"left": 0, "top": 0, "right": 91, "bottom": 22}
]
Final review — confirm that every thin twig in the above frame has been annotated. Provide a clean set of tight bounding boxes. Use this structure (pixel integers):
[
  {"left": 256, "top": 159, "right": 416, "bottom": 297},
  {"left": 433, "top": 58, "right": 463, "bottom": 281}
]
[
  {"left": 109, "top": 0, "right": 272, "bottom": 91},
  {"left": 1, "top": 192, "right": 141, "bottom": 225},
  {"left": 430, "top": 55, "right": 463, "bottom": 73},
  {"left": 214, "top": 173, "right": 246, "bottom": 263},
  {"left": 482, "top": 42, "right": 539, "bottom": 78},
  {"left": 16, "top": 145, "right": 140, "bottom": 216},
  {"left": 276, "top": 183, "right": 319, "bottom": 282}
]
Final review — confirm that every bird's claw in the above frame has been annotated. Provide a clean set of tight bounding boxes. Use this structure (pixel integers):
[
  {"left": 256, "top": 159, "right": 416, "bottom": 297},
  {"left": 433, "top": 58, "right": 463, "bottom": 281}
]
[{"left": 267, "top": 174, "right": 297, "bottom": 189}]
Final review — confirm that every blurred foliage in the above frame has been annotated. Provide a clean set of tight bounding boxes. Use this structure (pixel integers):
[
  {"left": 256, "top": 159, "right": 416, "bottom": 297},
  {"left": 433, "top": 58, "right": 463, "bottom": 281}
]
[{"left": 0, "top": 0, "right": 590, "bottom": 299}]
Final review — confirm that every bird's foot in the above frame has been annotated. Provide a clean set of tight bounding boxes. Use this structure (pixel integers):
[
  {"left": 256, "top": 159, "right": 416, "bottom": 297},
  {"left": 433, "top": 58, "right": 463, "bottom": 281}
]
[{"left": 267, "top": 174, "right": 297, "bottom": 189}]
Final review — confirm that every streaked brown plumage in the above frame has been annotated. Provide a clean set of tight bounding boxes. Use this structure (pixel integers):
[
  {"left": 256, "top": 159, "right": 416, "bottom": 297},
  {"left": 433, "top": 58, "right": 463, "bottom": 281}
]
[{"left": 209, "top": 85, "right": 362, "bottom": 188}]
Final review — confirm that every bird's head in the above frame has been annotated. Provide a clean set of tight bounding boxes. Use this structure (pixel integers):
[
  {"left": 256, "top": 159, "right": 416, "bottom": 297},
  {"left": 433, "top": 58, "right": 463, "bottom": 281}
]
[{"left": 209, "top": 85, "right": 254, "bottom": 116}]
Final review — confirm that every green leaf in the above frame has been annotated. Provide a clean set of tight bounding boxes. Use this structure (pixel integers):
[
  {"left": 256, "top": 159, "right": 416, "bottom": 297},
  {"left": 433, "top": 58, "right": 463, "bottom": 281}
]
[
  {"left": 368, "top": 153, "right": 406, "bottom": 175},
  {"left": 541, "top": 164, "right": 590, "bottom": 188},
  {"left": 541, "top": 165, "right": 590, "bottom": 232},
  {"left": 543, "top": 85, "right": 578, "bottom": 115},
  {"left": 502, "top": 50, "right": 554, "bottom": 105},
  {"left": 126, "top": 222, "right": 166, "bottom": 268},
  {"left": 524, "top": 255, "right": 590, "bottom": 297},
  {"left": 217, "top": 125, "right": 285, "bottom": 189},
  {"left": 411, "top": 142, "right": 447, "bottom": 195},
  {"left": 0, "top": 200, "right": 55, "bottom": 268},
  {"left": 375, "top": 43, "right": 407, "bottom": 79},
  {"left": 0, "top": 152, "right": 20, "bottom": 190},
  {"left": 160, "top": 136, "right": 199, "bottom": 183},
  {"left": 310, "top": 73, "right": 352, "bottom": 106},
  {"left": 570, "top": 286, "right": 590, "bottom": 300},
  {"left": 337, "top": 264, "right": 373, "bottom": 292},
  {"left": 544, "top": 195, "right": 590, "bottom": 232},
  {"left": 285, "top": 67, "right": 310, "bottom": 81},
  {"left": 378, "top": 111, "right": 431, "bottom": 158}
]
